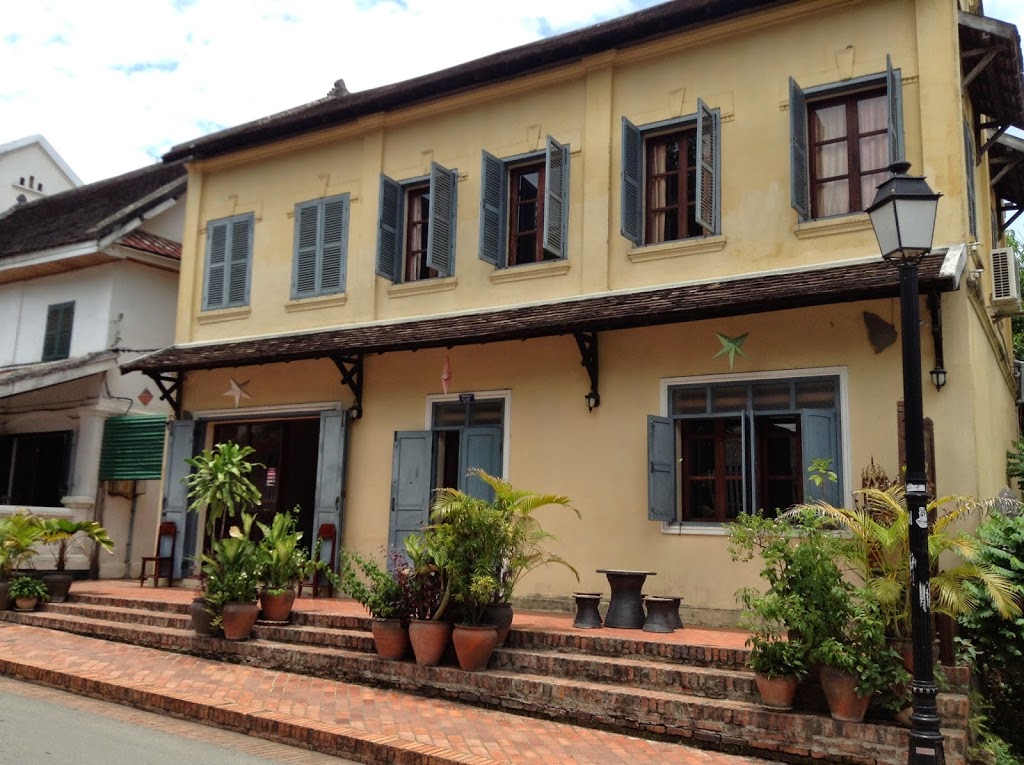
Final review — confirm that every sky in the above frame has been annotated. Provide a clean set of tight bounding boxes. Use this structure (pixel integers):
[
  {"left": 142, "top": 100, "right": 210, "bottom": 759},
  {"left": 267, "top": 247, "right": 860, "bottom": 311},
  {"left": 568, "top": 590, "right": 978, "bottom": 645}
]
[{"left": 1, "top": 0, "right": 1023, "bottom": 185}]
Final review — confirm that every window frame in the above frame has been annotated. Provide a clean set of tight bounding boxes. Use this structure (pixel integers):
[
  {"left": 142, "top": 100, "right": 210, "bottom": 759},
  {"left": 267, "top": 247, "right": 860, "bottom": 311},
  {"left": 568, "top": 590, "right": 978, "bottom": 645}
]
[
  {"left": 203, "top": 212, "right": 255, "bottom": 311},
  {"left": 621, "top": 99, "right": 721, "bottom": 246},
  {"left": 291, "top": 193, "right": 350, "bottom": 299},
  {"left": 42, "top": 301, "right": 75, "bottom": 362}
]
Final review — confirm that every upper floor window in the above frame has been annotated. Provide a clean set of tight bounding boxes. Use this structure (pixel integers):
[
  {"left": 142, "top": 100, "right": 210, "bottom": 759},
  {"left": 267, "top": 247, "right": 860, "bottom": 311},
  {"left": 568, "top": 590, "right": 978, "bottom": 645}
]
[
  {"left": 648, "top": 375, "right": 842, "bottom": 524},
  {"left": 621, "top": 100, "right": 721, "bottom": 246},
  {"left": 203, "top": 213, "right": 254, "bottom": 311},
  {"left": 293, "top": 194, "right": 349, "bottom": 299},
  {"left": 376, "top": 163, "right": 457, "bottom": 283},
  {"left": 479, "top": 135, "right": 569, "bottom": 268},
  {"left": 42, "top": 301, "right": 74, "bottom": 361},
  {"left": 790, "top": 56, "right": 904, "bottom": 221}
]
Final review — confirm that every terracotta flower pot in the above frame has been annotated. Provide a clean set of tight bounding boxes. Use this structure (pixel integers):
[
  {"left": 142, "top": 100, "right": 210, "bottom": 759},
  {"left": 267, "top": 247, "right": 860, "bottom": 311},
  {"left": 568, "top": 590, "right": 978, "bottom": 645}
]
[
  {"left": 14, "top": 597, "right": 38, "bottom": 612},
  {"left": 221, "top": 601, "right": 259, "bottom": 640},
  {"left": 754, "top": 674, "right": 799, "bottom": 711},
  {"left": 452, "top": 624, "right": 499, "bottom": 671},
  {"left": 482, "top": 602, "right": 514, "bottom": 646},
  {"left": 408, "top": 619, "right": 452, "bottom": 666},
  {"left": 259, "top": 588, "right": 296, "bottom": 623},
  {"left": 371, "top": 618, "right": 410, "bottom": 660},
  {"left": 190, "top": 598, "right": 215, "bottom": 636},
  {"left": 819, "top": 666, "right": 871, "bottom": 722}
]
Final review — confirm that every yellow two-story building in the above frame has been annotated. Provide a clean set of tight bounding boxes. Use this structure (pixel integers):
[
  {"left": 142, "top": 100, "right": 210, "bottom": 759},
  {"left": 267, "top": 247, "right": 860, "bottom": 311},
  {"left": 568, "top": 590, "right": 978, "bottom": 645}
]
[{"left": 128, "top": 0, "right": 1024, "bottom": 623}]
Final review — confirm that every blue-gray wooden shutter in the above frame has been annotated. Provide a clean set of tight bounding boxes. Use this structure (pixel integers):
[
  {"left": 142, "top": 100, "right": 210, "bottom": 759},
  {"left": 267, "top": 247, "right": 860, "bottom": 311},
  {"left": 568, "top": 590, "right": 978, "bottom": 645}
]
[
  {"left": 426, "top": 162, "right": 457, "bottom": 277},
  {"left": 459, "top": 427, "right": 502, "bottom": 502},
  {"left": 886, "top": 55, "right": 905, "bottom": 165},
  {"left": 313, "top": 410, "right": 348, "bottom": 560},
  {"left": 162, "top": 419, "right": 196, "bottom": 579},
  {"left": 203, "top": 220, "right": 229, "bottom": 309},
  {"left": 479, "top": 150, "right": 507, "bottom": 266},
  {"left": 963, "top": 120, "right": 977, "bottom": 238},
  {"left": 621, "top": 116, "right": 643, "bottom": 245},
  {"left": 43, "top": 301, "right": 74, "bottom": 361},
  {"left": 292, "top": 200, "right": 320, "bottom": 298},
  {"left": 543, "top": 135, "right": 570, "bottom": 260},
  {"left": 695, "top": 99, "right": 720, "bottom": 234},
  {"left": 389, "top": 431, "right": 433, "bottom": 555},
  {"left": 647, "top": 415, "right": 677, "bottom": 521},
  {"left": 376, "top": 174, "right": 402, "bottom": 281},
  {"left": 789, "top": 77, "right": 810, "bottom": 221},
  {"left": 801, "top": 410, "right": 841, "bottom": 506},
  {"left": 320, "top": 195, "right": 348, "bottom": 293},
  {"left": 226, "top": 214, "right": 253, "bottom": 306}
]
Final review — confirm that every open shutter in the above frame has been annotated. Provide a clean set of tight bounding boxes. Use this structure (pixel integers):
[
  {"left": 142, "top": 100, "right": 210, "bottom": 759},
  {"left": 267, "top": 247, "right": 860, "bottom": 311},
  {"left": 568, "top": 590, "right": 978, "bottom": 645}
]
[
  {"left": 695, "top": 99, "right": 720, "bottom": 234},
  {"left": 789, "top": 77, "right": 810, "bottom": 220},
  {"left": 543, "top": 135, "right": 570, "bottom": 260},
  {"left": 426, "top": 163, "right": 456, "bottom": 277},
  {"left": 886, "top": 55, "right": 905, "bottom": 165},
  {"left": 313, "top": 411, "right": 348, "bottom": 559},
  {"left": 293, "top": 201, "right": 320, "bottom": 298},
  {"left": 621, "top": 116, "right": 643, "bottom": 245},
  {"left": 376, "top": 174, "right": 402, "bottom": 281},
  {"left": 801, "top": 410, "right": 840, "bottom": 506},
  {"left": 162, "top": 419, "right": 196, "bottom": 579},
  {"left": 389, "top": 431, "right": 433, "bottom": 555},
  {"left": 479, "top": 150, "right": 507, "bottom": 266},
  {"left": 459, "top": 427, "right": 502, "bottom": 502},
  {"left": 226, "top": 215, "right": 252, "bottom": 306},
  {"left": 320, "top": 195, "right": 348, "bottom": 293},
  {"left": 204, "top": 220, "right": 229, "bottom": 309},
  {"left": 648, "top": 415, "right": 677, "bottom": 521}
]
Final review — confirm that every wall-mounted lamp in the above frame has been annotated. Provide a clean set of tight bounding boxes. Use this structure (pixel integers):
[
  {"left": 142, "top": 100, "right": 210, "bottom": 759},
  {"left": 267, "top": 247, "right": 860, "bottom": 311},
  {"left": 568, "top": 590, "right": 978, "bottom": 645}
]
[
  {"left": 585, "top": 391, "right": 600, "bottom": 413},
  {"left": 348, "top": 403, "right": 363, "bottom": 421},
  {"left": 929, "top": 367, "right": 947, "bottom": 391}
]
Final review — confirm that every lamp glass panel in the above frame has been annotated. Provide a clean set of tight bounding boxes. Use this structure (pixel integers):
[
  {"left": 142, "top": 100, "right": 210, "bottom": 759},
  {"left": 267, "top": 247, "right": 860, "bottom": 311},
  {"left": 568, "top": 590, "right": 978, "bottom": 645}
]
[
  {"left": 892, "top": 197, "right": 938, "bottom": 253},
  {"left": 869, "top": 201, "right": 900, "bottom": 257}
]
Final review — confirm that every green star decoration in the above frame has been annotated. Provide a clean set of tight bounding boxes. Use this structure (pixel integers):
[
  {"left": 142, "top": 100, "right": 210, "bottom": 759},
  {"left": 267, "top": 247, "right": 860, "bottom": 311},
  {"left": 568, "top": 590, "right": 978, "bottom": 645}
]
[{"left": 713, "top": 332, "right": 749, "bottom": 369}]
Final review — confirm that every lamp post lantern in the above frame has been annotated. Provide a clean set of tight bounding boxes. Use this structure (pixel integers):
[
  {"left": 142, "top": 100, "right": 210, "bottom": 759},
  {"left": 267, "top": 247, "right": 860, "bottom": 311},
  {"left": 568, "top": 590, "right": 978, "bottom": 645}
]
[{"left": 866, "top": 161, "right": 944, "bottom": 765}]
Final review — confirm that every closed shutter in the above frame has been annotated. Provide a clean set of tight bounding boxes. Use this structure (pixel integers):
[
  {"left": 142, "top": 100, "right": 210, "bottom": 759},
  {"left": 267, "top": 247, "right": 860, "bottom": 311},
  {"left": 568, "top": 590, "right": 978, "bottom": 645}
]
[
  {"left": 963, "top": 120, "right": 977, "bottom": 238},
  {"left": 648, "top": 415, "right": 677, "bottom": 521},
  {"left": 389, "top": 431, "right": 433, "bottom": 554},
  {"left": 293, "top": 201, "right": 320, "bottom": 298},
  {"left": 543, "top": 135, "right": 570, "bottom": 260},
  {"left": 459, "top": 427, "right": 502, "bottom": 502},
  {"left": 313, "top": 410, "right": 348, "bottom": 560},
  {"left": 320, "top": 195, "right": 348, "bottom": 293},
  {"left": 99, "top": 415, "right": 168, "bottom": 480},
  {"left": 227, "top": 215, "right": 252, "bottom": 306},
  {"left": 376, "top": 174, "right": 402, "bottom": 281},
  {"left": 204, "top": 221, "right": 228, "bottom": 309},
  {"left": 426, "top": 162, "right": 457, "bottom": 277},
  {"left": 43, "top": 302, "right": 74, "bottom": 361},
  {"left": 789, "top": 77, "right": 810, "bottom": 220},
  {"left": 801, "top": 410, "right": 840, "bottom": 506},
  {"left": 695, "top": 99, "right": 720, "bottom": 234},
  {"left": 162, "top": 419, "right": 197, "bottom": 579},
  {"left": 479, "top": 150, "right": 507, "bottom": 266},
  {"left": 886, "top": 55, "right": 905, "bottom": 165},
  {"left": 621, "top": 116, "right": 643, "bottom": 245}
]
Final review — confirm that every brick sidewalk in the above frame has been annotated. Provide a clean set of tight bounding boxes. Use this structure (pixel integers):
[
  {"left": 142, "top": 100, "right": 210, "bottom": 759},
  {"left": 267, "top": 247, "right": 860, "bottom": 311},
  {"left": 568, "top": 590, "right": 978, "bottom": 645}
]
[{"left": 0, "top": 622, "right": 779, "bottom": 765}]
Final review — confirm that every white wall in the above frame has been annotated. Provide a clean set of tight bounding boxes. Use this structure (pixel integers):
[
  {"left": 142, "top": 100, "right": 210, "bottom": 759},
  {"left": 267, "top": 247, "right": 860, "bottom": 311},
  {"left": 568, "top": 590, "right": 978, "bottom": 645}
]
[
  {"left": 140, "top": 198, "right": 185, "bottom": 242},
  {"left": 0, "top": 143, "right": 77, "bottom": 211}
]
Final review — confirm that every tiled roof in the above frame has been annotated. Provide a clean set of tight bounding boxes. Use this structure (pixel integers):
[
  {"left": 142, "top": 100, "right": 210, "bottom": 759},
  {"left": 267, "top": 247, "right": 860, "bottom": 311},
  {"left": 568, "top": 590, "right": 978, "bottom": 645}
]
[
  {"left": 164, "top": 0, "right": 785, "bottom": 164},
  {"left": 0, "top": 351, "right": 118, "bottom": 399},
  {"left": 118, "top": 230, "right": 182, "bottom": 260},
  {"left": 0, "top": 162, "right": 186, "bottom": 259},
  {"left": 123, "top": 254, "right": 959, "bottom": 375}
]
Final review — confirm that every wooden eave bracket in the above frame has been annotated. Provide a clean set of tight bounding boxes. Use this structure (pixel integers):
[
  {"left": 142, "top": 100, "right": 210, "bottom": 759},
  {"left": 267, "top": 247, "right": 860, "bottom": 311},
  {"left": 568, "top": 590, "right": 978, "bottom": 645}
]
[
  {"left": 573, "top": 331, "right": 600, "bottom": 409},
  {"left": 998, "top": 203, "right": 1023, "bottom": 234},
  {"left": 145, "top": 371, "right": 182, "bottom": 419},
  {"left": 330, "top": 354, "right": 364, "bottom": 419},
  {"left": 961, "top": 46, "right": 999, "bottom": 92},
  {"left": 977, "top": 120, "right": 1011, "bottom": 163}
]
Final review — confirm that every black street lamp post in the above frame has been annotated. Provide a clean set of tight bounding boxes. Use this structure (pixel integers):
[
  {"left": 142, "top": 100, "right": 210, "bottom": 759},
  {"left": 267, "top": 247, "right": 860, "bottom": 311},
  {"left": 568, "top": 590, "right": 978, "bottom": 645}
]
[{"left": 866, "top": 161, "right": 944, "bottom": 765}]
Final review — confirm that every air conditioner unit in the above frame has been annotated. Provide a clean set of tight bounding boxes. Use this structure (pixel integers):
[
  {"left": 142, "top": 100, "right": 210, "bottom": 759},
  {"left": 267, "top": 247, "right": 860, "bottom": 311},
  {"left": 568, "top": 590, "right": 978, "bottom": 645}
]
[{"left": 990, "top": 247, "right": 1022, "bottom": 316}]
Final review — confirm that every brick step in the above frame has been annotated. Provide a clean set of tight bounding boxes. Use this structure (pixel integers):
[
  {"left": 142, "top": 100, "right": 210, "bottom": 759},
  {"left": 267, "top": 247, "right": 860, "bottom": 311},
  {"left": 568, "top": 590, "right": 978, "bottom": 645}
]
[
  {"left": 252, "top": 622, "right": 374, "bottom": 652},
  {"left": 45, "top": 601, "right": 193, "bottom": 630},
  {"left": 69, "top": 592, "right": 191, "bottom": 615}
]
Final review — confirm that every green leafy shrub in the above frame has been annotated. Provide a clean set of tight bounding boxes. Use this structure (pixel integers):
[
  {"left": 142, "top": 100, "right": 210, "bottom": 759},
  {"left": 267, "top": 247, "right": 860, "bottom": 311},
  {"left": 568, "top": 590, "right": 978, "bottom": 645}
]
[
  {"left": 338, "top": 550, "right": 412, "bottom": 621},
  {"left": 200, "top": 512, "right": 261, "bottom": 624},
  {"left": 747, "top": 636, "right": 806, "bottom": 679},
  {"left": 8, "top": 575, "right": 48, "bottom": 601}
]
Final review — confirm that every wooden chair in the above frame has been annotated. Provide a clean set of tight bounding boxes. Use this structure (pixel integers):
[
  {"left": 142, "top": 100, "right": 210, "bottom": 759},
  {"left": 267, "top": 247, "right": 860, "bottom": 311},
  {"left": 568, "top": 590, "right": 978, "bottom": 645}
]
[
  {"left": 140, "top": 521, "right": 176, "bottom": 587},
  {"left": 298, "top": 523, "right": 337, "bottom": 598}
]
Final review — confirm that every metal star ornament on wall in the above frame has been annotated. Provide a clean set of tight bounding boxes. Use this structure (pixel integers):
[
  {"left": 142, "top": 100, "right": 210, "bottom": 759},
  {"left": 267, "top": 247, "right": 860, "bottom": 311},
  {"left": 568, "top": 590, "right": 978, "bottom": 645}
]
[
  {"left": 713, "top": 332, "right": 749, "bottom": 369},
  {"left": 222, "top": 378, "right": 253, "bottom": 408}
]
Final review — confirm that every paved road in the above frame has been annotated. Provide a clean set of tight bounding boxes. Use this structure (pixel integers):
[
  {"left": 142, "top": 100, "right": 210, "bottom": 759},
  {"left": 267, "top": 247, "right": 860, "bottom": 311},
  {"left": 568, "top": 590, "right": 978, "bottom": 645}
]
[{"left": 0, "top": 676, "right": 353, "bottom": 765}]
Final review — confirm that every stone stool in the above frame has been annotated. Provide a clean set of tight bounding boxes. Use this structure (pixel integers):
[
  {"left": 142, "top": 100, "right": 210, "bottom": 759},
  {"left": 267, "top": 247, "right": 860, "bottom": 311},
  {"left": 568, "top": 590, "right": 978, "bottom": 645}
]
[
  {"left": 665, "top": 596, "right": 684, "bottom": 629},
  {"left": 642, "top": 596, "right": 676, "bottom": 633},
  {"left": 573, "top": 592, "right": 603, "bottom": 629}
]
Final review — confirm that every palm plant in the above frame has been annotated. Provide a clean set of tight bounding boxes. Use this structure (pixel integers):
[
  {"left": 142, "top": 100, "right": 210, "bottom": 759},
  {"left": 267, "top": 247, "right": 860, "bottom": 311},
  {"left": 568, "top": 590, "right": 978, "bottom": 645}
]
[
  {"left": 0, "top": 512, "right": 45, "bottom": 577},
  {"left": 185, "top": 441, "right": 262, "bottom": 539},
  {"left": 789, "top": 484, "right": 1022, "bottom": 638},
  {"left": 37, "top": 518, "right": 114, "bottom": 571}
]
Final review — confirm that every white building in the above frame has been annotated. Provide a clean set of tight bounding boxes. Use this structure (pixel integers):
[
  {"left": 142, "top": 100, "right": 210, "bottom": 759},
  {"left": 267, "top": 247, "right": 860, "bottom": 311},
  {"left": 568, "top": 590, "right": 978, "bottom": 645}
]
[{"left": 0, "top": 135, "right": 81, "bottom": 211}]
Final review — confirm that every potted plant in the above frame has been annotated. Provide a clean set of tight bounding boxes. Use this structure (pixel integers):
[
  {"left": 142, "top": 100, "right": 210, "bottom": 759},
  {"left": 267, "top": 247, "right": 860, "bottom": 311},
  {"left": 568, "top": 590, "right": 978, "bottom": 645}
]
[
  {"left": 747, "top": 636, "right": 806, "bottom": 710},
  {"left": 9, "top": 575, "right": 48, "bottom": 611},
  {"left": 0, "top": 513, "right": 45, "bottom": 610},
  {"left": 185, "top": 441, "right": 262, "bottom": 540},
  {"left": 402, "top": 533, "right": 451, "bottom": 666},
  {"left": 36, "top": 518, "right": 114, "bottom": 602},
  {"left": 255, "top": 508, "right": 311, "bottom": 622},
  {"left": 199, "top": 512, "right": 261, "bottom": 640},
  {"left": 338, "top": 549, "right": 412, "bottom": 660}
]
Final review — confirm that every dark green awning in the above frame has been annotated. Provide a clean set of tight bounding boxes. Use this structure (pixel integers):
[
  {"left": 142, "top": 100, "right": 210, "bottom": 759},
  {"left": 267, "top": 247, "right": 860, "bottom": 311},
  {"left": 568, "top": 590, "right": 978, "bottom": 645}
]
[{"left": 99, "top": 415, "right": 168, "bottom": 481}]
